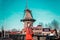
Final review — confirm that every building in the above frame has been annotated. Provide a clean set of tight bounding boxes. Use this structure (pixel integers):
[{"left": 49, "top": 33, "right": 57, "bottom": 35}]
[
  {"left": 21, "top": 0, "right": 35, "bottom": 34},
  {"left": 20, "top": 0, "right": 56, "bottom": 36},
  {"left": 0, "top": 0, "right": 59, "bottom": 40}
]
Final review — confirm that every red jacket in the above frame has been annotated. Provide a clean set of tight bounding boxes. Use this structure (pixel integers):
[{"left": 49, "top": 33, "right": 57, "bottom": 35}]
[{"left": 26, "top": 27, "right": 33, "bottom": 40}]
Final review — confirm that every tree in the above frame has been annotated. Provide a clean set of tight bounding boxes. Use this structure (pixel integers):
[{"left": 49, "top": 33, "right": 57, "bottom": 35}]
[
  {"left": 48, "top": 23, "right": 55, "bottom": 29},
  {"left": 48, "top": 23, "right": 52, "bottom": 29},
  {"left": 12, "top": 29, "right": 17, "bottom": 32},
  {"left": 51, "top": 19, "right": 59, "bottom": 30}
]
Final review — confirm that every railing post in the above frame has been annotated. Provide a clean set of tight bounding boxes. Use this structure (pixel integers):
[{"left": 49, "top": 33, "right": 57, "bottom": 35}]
[
  {"left": 23, "top": 36, "right": 24, "bottom": 40},
  {"left": 37, "top": 36, "right": 40, "bottom": 40},
  {"left": 19, "top": 35, "right": 21, "bottom": 40}
]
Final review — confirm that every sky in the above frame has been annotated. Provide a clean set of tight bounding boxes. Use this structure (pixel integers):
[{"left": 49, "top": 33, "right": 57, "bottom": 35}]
[{"left": 0, "top": 0, "right": 60, "bottom": 31}]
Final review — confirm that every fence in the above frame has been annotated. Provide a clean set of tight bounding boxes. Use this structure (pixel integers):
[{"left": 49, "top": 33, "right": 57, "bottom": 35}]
[{"left": 9, "top": 34, "right": 57, "bottom": 40}]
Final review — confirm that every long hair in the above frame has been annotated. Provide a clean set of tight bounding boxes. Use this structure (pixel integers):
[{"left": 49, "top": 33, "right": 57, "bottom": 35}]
[{"left": 54, "top": 29, "right": 58, "bottom": 36}]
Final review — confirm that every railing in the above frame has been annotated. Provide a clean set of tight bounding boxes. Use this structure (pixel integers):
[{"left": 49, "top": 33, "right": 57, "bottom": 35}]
[{"left": 9, "top": 34, "right": 58, "bottom": 40}]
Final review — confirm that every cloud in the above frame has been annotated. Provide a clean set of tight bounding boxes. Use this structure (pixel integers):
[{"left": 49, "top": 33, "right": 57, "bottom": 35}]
[
  {"left": 31, "top": 8, "right": 60, "bottom": 26},
  {"left": 2, "top": 8, "right": 60, "bottom": 30},
  {"left": 3, "top": 12, "right": 24, "bottom": 30}
]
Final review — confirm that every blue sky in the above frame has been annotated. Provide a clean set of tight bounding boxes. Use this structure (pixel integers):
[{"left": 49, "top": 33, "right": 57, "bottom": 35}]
[{"left": 0, "top": 0, "right": 60, "bottom": 30}]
